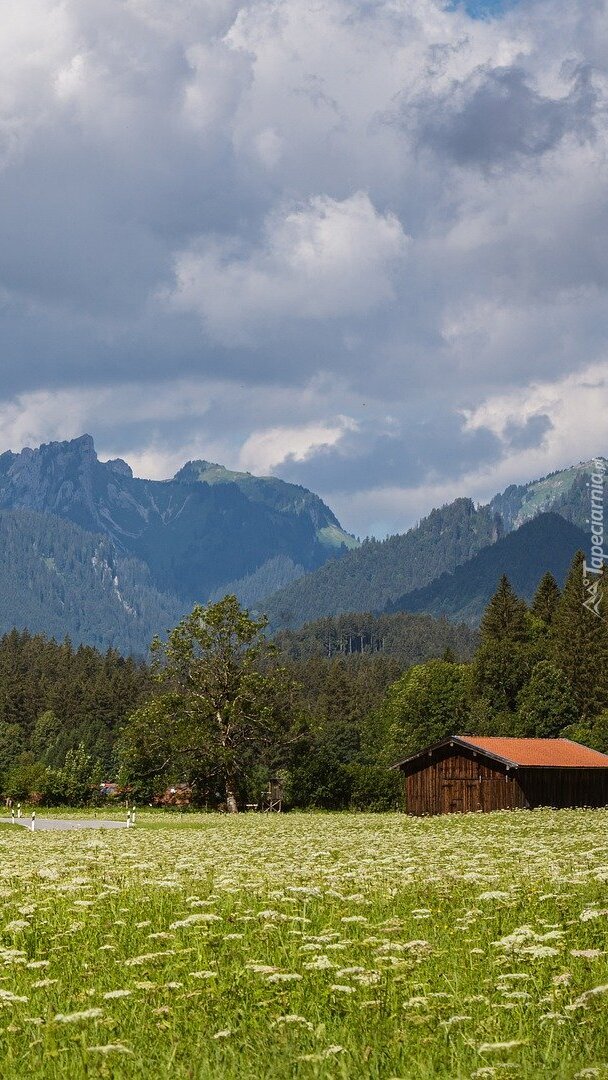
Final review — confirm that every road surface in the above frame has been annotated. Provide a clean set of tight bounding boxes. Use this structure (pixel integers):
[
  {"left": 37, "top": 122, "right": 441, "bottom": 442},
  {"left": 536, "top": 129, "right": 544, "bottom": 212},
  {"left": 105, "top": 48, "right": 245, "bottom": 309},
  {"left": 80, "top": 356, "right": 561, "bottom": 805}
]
[{"left": 0, "top": 817, "right": 129, "bottom": 831}]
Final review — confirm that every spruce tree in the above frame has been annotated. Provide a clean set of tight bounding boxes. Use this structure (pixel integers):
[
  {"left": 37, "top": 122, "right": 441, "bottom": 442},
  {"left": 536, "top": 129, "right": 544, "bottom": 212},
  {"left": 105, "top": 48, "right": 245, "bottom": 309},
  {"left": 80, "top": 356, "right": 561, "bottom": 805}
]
[
  {"left": 531, "top": 572, "right": 561, "bottom": 625},
  {"left": 479, "top": 575, "right": 529, "bottom": 642},
  {"left": 473, "top": 575, "right": 532, "bottom": 715},
  {"left": 549, "top": 552, "right": 608, "bottom": 721}
]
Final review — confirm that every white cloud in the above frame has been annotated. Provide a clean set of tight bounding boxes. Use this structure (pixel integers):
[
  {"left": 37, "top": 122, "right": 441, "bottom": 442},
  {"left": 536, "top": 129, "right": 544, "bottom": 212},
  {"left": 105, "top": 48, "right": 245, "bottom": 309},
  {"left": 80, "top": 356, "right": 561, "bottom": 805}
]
[
  {"left": 462, "top": 358, "right": 608, "bottom": 475},
  {"left": 165, "top": 192, "right": 408, "bottom": 344},
  {"left": 238, "top": 416, "right": 358, "bottom": 475}
]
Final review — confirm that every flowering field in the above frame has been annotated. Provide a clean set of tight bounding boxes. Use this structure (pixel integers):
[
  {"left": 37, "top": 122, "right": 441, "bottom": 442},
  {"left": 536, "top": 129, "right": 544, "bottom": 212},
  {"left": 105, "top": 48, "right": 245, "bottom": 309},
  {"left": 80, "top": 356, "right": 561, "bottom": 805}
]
[{"left": 1, "top": 812, "right": 608, "bottom": 1079}]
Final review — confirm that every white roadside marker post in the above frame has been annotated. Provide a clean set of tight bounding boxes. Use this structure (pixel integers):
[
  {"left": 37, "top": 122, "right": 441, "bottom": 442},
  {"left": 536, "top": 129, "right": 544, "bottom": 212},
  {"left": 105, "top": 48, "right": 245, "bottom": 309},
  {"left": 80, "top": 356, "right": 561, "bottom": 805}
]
[
  {"left": 131, "top": 806, "right": 136, "bottom": 827},
  {"left": 11, "top": 808, "right": 14, "bottom": 825},
  {"left": 31, "top": 811, "right": 36, "bottom": 832},
  {"left": 126, "top": 809, "right": 132, "bottom": 828},
  {"left": 17, "top": 803, "right": 21, "bottom": 819}
]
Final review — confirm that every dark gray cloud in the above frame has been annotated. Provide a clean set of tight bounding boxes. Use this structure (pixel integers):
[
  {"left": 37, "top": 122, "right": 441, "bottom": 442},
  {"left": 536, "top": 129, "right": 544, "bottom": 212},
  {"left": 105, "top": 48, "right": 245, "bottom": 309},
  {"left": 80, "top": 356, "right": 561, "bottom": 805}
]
[
  {"left": 413, "top": 62, "right": 599, "bottom": 168},
  {"left": 276, "top": 410, "right": 503, "bottom": 495},
  {"left": 504, "top": 413, "right": 553, "bottom": 451}
]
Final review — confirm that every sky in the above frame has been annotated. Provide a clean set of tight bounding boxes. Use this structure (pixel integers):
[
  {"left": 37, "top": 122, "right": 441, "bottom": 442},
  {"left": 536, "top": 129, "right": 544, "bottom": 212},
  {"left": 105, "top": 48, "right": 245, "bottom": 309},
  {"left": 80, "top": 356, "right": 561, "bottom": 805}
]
[{"left": 1, "top": 0, "right": 607, "bottom": 538}]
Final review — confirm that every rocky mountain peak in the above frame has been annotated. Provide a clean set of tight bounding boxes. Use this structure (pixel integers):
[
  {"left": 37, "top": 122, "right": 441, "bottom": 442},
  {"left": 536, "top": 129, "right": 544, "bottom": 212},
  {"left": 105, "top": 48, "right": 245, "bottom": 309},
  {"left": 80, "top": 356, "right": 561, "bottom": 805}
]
[{"left": 104, "top": 458, "right": 133, "bottom": 478}]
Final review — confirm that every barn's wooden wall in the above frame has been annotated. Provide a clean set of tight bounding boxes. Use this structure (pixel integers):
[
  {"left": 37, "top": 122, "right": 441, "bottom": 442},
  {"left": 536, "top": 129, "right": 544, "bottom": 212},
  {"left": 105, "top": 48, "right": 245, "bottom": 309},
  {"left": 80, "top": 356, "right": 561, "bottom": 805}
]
[
  {"left": 403, "top": 746, "right": 524, "bottom": 815},
  {"left": 518, "top": 768, "right": 608, "bottom": 809},
  {"left": 401, "top": 745, "right": 608, "bottom": 815}
]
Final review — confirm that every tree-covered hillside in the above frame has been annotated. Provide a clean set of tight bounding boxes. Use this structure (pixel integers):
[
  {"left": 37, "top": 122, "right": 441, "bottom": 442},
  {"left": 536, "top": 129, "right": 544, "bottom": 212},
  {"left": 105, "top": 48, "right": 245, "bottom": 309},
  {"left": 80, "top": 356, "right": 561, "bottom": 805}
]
[
  {"left": 388, "top": 513, "right": 587, "bottom": 625},
  {"left": 488, "top": 459, "right": 606, "bottom": 532},
  {"left": 0, "top": 630, "right": 150, "bottom": 778},
  {"left": 263, "top": 499, "right": 501, "bottom": 629},
  {"left": 0, "top": 509, "right": 184, "bottom": 655},
  {"left": 0, "top": 436, "right": 357, "bottom": 606}
]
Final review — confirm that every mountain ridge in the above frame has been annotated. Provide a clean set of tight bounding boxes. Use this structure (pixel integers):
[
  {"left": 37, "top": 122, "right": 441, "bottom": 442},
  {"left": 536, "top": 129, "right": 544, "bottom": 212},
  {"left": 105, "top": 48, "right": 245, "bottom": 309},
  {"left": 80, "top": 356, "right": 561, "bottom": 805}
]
[
  {"left": 0, "top": 436, "right": 603, "bottom": 648},
  {"left": 386, "top": 512, "right": 587, "bottom": 625},
  {"left": 260, "top": 458, "right": 604, "bottom": 629},
  {"left": 0, "top": 435, "right": 357, "bottom": 604}
]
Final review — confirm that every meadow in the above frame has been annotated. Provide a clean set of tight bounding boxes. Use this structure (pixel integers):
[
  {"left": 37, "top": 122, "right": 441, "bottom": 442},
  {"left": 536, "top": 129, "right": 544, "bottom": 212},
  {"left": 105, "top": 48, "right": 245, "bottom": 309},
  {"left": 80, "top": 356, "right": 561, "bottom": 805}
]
[{"left": 0, "top": 811, "right": 607, "bottom": 1079}]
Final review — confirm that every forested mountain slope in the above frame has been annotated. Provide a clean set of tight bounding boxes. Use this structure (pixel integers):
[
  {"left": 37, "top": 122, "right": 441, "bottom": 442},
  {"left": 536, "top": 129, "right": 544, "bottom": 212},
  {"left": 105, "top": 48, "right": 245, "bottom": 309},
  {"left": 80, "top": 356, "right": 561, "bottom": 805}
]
[
  {"left": 263, "top": 459, "right": 605, "bottom": 629},
  {"left": 262, "top": 499, "right": 501, "bottom": 629},
  {"left": 0, "top": 630, "right": 150, "bottom": 773},
  {"left": 387, "top": 513, "right": 587, "bottom": 625},
  {"left": 0, "top": 509, "right": 184, "bottom": 654},
  {"left": 0, "top": 436, "right": 356, "bottom": 604},
  {"left": 488, "top": 458, "right": 606, "bottom": 532}
]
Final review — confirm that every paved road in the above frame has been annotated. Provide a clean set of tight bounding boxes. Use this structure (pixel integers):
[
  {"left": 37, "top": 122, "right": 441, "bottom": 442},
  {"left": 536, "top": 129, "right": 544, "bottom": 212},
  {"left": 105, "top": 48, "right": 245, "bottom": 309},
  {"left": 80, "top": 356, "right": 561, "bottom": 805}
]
[{"left": 0, "top": 818, "right": 129, "bottom": 831}]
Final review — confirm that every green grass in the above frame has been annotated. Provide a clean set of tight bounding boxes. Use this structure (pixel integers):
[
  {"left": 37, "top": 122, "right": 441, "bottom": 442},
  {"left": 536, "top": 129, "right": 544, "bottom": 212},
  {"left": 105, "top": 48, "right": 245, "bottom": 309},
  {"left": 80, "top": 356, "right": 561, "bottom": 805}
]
[{"left": 0, "top": 810, "right": 608, "bottom": 1078}]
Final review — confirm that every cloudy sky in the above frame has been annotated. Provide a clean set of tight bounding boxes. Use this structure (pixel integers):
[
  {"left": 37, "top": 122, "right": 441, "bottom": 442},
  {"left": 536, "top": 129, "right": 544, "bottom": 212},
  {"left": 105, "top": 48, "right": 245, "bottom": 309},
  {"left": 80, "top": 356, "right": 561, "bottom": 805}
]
[{"left": 1, "top": 0, "right": 607, "bottom": 536}]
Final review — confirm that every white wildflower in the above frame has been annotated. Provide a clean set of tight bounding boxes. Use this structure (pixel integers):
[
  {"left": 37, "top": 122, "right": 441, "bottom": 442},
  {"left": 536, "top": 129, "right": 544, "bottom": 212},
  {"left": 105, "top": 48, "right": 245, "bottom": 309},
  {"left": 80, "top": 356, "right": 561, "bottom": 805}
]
[
  {"left": 87, "top": 1044, "right": 133, "bottom": 1055},
  {"left": 304, "top": 956, "right": 333, "bottom": 970},
  {"left": 271, "top": 1015, "right": 313, "bottom": 1030},
  {"left": 519, "top": 945, "right": 560, "bottom": 958},
  {"left": 54, "top": 1008, "right": 103, "bottom": 1023},
  {"left": 580, "top": 908, "right": 608, "bottom": 922},
  {"left": 169, "top": 913, "right": 221, "bottom": 929},
  {"left": 124, "top": 951, "right": 175, "bottom": 966},
  {"left": 478, "top": 1040, "right": 525, "bottom": 1051},
  {"left": 0, "top": 989, "right": 28, "bottom": 1003}
]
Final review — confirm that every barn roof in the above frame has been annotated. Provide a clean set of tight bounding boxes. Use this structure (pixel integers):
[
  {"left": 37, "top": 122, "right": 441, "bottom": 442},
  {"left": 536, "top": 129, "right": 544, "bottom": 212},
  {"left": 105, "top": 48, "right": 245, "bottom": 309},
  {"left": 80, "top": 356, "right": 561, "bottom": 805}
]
[
  {"left": 393, "top": 736, "right": 608, "bottom": 771},
  {"left": 456, "top": 736, "right": 608, "bottom": 768}
]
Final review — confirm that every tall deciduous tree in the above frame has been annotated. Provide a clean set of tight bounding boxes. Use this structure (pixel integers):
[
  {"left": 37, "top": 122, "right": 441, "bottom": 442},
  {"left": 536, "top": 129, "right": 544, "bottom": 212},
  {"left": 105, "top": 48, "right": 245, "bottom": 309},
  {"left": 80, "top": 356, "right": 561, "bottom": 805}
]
[
  {"left": 381, "top": 659, "right": 472, "bottom": 761},
  {"left": 118, "top": 596, "right": 301, "bottom": 810},
  {"left": 516, "top": 660, "right": 577, "bottom": 737}
]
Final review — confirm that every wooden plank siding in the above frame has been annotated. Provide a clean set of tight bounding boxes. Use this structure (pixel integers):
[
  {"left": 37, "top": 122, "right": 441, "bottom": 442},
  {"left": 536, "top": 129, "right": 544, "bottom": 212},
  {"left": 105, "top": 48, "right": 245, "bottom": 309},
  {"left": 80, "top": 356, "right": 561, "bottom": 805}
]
[
  {"left": 399, "top": 747, "right": 608, "bottom": 812},
  {"left": 518, "top": 768, "right": 608, "bottom": 810},
  {"left": 403, "top": 745, "right": 525, "bottom": 816}
]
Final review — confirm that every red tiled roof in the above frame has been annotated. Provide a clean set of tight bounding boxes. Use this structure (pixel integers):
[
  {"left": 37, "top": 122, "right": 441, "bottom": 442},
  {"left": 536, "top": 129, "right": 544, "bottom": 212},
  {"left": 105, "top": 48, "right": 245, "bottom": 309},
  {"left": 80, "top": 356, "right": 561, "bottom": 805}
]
[{"left": 456, "top": 736, "right": 608, "bottom": 768}]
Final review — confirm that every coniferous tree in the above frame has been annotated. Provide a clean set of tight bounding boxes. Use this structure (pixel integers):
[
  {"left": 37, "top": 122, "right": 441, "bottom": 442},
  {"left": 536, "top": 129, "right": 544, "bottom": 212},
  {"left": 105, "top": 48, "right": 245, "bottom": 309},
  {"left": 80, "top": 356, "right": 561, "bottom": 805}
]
[
  {"left": 549, "top": 552, "right": 608, "bottom": 721},
  {"left": 473, "top": 575, "right": 532, "bottom": 714},
  {"left": 531, "top": 572, "right": 561, "bottom": 625}
]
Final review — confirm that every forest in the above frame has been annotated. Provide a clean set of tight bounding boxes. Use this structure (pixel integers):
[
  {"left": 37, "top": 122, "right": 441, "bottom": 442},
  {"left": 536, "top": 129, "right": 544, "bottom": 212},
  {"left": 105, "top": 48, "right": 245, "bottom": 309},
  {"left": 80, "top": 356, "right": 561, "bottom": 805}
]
[{"left": 1, "top": 550, "right": 607, "bottom": 810}]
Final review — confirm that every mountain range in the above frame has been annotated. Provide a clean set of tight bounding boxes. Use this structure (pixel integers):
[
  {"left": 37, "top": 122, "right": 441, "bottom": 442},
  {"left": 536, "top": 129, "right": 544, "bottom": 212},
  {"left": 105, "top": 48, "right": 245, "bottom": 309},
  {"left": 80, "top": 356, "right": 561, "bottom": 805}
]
[
  {"left": 0, "top": 434, "right": 601, "bottom": 652},
  {"left": 386, "top": 513, "right": 588, "bottom": 626},
  {"left": 0, "top": 434, "right": 355, "bottom": 603}
]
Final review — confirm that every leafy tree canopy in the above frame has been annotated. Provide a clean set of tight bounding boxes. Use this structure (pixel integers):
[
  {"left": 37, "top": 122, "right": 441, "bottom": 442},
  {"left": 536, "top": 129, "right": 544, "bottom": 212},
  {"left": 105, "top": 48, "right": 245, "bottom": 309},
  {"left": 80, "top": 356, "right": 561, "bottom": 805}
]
[{"left": 118, "top": 596, "right": 303, "bottom": 810}]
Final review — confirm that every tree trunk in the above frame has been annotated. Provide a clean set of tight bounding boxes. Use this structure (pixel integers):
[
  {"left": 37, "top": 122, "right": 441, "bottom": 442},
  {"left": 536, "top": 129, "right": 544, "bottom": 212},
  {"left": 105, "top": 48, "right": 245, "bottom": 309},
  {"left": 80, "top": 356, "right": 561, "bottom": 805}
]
[{"left": 226, "top": 774, "right": 238, "bottom": 813}]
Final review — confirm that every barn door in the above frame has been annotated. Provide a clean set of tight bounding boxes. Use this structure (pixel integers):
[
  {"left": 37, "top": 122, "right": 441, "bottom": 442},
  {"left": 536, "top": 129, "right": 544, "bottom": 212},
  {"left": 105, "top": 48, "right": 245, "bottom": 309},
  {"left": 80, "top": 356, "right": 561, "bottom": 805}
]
[{"left": 441, "top": 780, "right": 480, "bottom": 814}]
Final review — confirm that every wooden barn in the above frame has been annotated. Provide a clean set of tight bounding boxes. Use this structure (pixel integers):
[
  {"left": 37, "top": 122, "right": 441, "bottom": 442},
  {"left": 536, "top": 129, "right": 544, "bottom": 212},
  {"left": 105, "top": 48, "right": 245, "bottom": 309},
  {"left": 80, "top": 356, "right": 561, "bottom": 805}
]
[{"left": 393, "top": 736, "right": 608, "bottom": 815}]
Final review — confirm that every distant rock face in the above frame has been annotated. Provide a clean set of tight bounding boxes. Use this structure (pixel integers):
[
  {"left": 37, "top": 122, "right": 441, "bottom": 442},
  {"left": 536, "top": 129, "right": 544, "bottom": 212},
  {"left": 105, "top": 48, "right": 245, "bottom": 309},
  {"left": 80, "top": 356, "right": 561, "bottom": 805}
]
[
  {"left": 0, "top": 435, "right": 357, "bottom": 605},
  {"left": 105, "top": 458, "right": 133, "bottom": 479}
]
